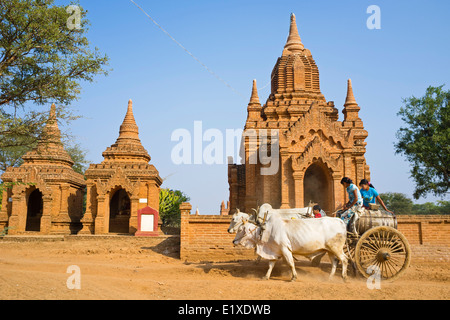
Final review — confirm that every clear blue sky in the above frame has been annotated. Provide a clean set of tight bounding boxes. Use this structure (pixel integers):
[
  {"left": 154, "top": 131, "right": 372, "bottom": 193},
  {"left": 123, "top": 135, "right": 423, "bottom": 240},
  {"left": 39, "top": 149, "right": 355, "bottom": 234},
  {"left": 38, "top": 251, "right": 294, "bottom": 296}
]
[{"left": 57, "top": 0, "right": 449, "bottom": 213}]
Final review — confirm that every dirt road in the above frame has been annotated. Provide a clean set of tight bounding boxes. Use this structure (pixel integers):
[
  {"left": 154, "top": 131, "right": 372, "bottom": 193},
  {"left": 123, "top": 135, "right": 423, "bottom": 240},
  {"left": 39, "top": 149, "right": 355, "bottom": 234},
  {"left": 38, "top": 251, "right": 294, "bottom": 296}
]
[{"left": 0, "top": 236, "right": 448, "bottom": 300}]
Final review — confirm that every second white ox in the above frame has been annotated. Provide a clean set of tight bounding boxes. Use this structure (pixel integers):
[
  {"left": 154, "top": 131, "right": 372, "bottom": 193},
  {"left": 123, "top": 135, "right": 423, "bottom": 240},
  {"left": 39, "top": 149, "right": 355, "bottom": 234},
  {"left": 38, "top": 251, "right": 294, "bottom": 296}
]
[
  {"left": 233, "top": 212, "right": 348, "bottom": 282},
  {"left": 256, "top": 203, "right": 313, "bottom": 225},
  {"left": 227, "top": 211, "right": 253, "bottom": 234},
  {"left": 227, "top": 204, "right": 314, "bottom": 234}
]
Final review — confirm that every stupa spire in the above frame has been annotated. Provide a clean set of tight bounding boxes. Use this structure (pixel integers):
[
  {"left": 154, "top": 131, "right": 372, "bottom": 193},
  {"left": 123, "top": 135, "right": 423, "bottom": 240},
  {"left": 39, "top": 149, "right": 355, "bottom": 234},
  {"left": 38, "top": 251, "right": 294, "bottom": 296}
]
[
  {"left": 246, "top": 79, "right": 262, "bottom": 127},
  {"left": 22, "top": 103, "right": 73, "bottom": 167},
  {"left": 102, "top": 99, "right": 151, "bottom": 163},
  {"left": 344, "top": 79, "right": 357, "bottom": 106},
  {"left": 49, "top": 103, "right": 56, "bottom": 120},
  {"left": 41, "top": 103, "right": 62, "bottom": 143},
  {"left": 249, "top": 79, "right": 260, "bottom": 104},
  {"left": 283, "top": 13, "right": 304, "bottom": 55},
  {"left": 116, "top": 99, "right": 141, "bottom": 144},
  {"left": 343, "top": 79, "right": 362, "bottom": 123}
]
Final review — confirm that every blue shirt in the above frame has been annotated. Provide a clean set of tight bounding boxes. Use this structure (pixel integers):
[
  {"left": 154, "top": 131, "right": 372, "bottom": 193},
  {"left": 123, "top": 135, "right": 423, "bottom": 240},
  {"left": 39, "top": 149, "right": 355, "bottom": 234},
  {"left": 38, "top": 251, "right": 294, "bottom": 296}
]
[
  {"left": 360, "top": 187, "right": 379, "bottom": 208},
  {"left": 347, "top": 183, "right": 362, "bottom": 205}
]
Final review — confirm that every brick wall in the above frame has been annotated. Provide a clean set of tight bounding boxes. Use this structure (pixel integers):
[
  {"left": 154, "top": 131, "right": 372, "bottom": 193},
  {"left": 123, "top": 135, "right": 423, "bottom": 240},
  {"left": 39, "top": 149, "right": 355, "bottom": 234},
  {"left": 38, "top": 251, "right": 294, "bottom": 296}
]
[
  {"left": 396, "top": 215, "right": 450, "bottom": 245},
  {"left": 180, "top": 202, "right": 449, "bottom": 263},
  {"left": 397, "top": 215, "right": 450, "bottom": 262},
  {"left": 180, "top": 203, "right": 255, "bottom": 262}
]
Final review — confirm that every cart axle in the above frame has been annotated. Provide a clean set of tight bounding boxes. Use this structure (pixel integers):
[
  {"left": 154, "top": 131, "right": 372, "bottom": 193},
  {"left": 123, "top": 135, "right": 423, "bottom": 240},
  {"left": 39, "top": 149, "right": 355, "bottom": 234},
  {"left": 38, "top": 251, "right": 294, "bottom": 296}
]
[{"left": 377, "top": 249, "right": 391, "bottom": 262}]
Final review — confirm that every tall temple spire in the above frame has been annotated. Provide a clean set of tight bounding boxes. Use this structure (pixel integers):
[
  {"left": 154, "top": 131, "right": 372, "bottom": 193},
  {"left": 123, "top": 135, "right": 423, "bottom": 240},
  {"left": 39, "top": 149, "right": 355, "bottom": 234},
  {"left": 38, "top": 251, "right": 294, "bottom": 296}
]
[
  {"left": 283, "top": 13, "right": 304, "bottom": 55},
  {"left": 116, "top": 99, "right": 141, "bottom": 144},
  {"left": 343, "top": 79, "right": 362, "bottom": 124},
  {"left": 245, "top": 79, "right": 262, "bottom": 127},
  {"left": 344, "top": 79, "right": 357, "bottom": 106},
  {"left": 271, "top": 13, "right": 325, "bottom": 100},
  {"left": 249, "top": 79, "right": 260, "bottom": 104}
]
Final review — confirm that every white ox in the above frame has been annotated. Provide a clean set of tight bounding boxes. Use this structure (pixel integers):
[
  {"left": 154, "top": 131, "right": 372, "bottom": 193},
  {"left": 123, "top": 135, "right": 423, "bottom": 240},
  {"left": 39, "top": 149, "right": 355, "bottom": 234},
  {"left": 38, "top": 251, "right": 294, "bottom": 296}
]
[{"left": 233, "top": 212, "right": 348, "bottom": 282}]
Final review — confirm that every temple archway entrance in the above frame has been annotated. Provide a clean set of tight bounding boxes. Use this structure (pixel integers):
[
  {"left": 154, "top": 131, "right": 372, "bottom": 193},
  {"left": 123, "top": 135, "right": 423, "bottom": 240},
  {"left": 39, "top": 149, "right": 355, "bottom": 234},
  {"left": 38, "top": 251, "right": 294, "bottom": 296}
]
[
  {"left": 303, "top": 161, "right": 333, "bottom": 214},
  {"left": 109, "top": 188, "right": 130, "bottom": 233},
  {"left": 26, "top": 189, "right": 43, "bottom": 231}
]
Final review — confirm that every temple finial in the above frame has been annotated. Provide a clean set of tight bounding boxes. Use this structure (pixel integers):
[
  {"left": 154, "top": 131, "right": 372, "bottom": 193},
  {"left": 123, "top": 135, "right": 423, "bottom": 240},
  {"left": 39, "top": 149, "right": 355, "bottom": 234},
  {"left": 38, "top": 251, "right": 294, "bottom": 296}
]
[
  {"left": 41, "top": 103, "right": 61, "bottom": 143},
  {"left": 343, "top": 79, "right": 362, "bottom": 123},
  {"left": 283, "top": 13, "right": 304, "bottom": 55},
  {"left": 50, "top": 103, "right": 56, "bottom": 120},
  {"left": 345, "top": 79, "right": 357, "bottom": 106},
  {"left": 117, "top": 99, "right": 140, "bottom": 143},
  {"left": 249, "top": 79, "right": 260, "bottom": 104}
]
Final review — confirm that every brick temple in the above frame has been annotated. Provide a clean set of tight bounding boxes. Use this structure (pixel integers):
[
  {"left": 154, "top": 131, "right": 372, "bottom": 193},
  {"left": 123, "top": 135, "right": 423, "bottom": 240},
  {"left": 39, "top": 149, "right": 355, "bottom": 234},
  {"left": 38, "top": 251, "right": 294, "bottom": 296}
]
[
  {"left": 0, "top": 100, "right": 162, "bottom": 235},
  {"left": 82, "top": 100, "right": 162, "bottom": 234},
  {"left": 0, "top": 104, "right": 86, "bottom": 234},
  {"left": 228, "top": 14, "right": 371, "bottom": 214}
]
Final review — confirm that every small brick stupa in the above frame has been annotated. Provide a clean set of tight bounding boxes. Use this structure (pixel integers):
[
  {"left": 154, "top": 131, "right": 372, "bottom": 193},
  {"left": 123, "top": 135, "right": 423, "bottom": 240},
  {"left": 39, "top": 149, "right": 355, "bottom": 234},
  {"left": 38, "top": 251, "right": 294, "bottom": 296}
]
[
  {"left": 0, "top": 104, "right": 86, "bottom": 234},
  {"left": 82, "top": 100, "right": 162, "bottom": 234}
]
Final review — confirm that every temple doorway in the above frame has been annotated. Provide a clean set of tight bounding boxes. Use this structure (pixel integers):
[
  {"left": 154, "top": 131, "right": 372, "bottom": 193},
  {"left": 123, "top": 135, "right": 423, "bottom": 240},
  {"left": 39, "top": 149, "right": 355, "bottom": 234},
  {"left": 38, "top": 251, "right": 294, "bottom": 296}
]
[
  {"left": 303, "top": 161, "right": 333, "bottom": 214},
  {"left": 109, "top": 188, "right": 130, "bottom": 233},
  {"left": 26, "top": 189, "right": 43, "bottom": 231}
]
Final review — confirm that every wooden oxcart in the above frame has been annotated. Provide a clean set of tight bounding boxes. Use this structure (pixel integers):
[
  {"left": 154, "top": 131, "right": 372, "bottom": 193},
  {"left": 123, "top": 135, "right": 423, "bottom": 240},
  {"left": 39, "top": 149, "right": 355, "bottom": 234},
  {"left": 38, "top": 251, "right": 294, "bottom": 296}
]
[{"left": 343, "top": 206, "right": 411, "bottom": 281}]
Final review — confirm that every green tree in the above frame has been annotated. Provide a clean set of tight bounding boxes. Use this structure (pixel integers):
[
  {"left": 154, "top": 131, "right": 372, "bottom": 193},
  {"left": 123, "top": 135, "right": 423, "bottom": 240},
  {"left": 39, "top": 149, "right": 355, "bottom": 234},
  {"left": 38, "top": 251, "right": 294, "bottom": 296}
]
[
  {"left": 411, "top": 200, "right": 450, "bottom": 215},
  {"left": 379, "top": 192, "right": 413, "bottom": 214},
  {"left": 380, "top": 192, "right": 450, "bottom": 215},
  {"left": 0, "top": 132, "right": 33, "bottom": 172},
  {"left": 159, "top": 188, "right": 190, "bottom": 227},
  {"left": 394, "top": 85, "right": 450, "bottom": 199},
  {"left": 64, "top": 142, "right": 89, "bottom": 175},
  {"left": 411, "top": 202, "right": 440, "bottom": 215},
  {"left": 436, "top": 200, "right": 450, "bottom": 215},
  {"left": 0, "top": 0, "right": 109, "bottom": 149},
  {"left": 0, "top": 135, "right": 90, "bottom": 176}
]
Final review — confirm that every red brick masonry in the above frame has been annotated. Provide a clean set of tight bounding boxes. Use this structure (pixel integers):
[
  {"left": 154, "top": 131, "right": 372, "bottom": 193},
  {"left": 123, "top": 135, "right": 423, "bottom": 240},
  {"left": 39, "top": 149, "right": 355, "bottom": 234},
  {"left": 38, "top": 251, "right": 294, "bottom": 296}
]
[
  {"left": 180, "top": 203, "right": 449, "bottom": 263},
  {"left": 396, "top": 215, "right": 450, "bottom": 263}
]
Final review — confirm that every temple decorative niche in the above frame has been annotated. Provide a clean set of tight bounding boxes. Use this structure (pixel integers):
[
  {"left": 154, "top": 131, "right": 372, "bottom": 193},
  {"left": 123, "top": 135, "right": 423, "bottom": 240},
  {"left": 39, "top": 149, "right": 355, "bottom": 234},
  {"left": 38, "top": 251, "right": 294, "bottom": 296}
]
[
  {"left": 228, "top": 14, "right": 371, "bottom": 215},
  {"left": 0, "top": 104, "right": 86, "bottom": 234},
  {"left": 82, "top": 100, "right": 162, "bottom": 234}
]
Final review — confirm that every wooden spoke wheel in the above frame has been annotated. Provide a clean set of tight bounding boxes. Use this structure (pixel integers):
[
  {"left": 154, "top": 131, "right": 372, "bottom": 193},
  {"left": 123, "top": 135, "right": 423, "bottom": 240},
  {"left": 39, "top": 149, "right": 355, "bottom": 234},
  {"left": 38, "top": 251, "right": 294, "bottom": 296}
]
[
  {"left": 345, "top": 232, "right": 359, "bottom": 276},
  {"left": 355, "top": 226, "right": 411, "bottom": 281}
]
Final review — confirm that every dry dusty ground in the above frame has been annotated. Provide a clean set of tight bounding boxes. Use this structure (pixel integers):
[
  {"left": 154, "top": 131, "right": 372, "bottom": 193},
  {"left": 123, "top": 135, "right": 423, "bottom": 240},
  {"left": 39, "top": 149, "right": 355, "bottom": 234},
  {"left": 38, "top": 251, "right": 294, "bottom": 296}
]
[{"left": 0, "top": 235, "right": 449, "bottom": 300}]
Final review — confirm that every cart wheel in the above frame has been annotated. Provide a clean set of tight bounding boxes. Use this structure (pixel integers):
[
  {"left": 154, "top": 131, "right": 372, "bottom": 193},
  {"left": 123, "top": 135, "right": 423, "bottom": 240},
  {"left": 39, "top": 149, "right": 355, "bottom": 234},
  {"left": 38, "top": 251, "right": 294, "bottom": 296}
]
[
  {"left": 355, "top": 226, "right": 411, "bottom": 281},
  {"left": 345, "top": 232, "right": 358, "bottom": 276}
]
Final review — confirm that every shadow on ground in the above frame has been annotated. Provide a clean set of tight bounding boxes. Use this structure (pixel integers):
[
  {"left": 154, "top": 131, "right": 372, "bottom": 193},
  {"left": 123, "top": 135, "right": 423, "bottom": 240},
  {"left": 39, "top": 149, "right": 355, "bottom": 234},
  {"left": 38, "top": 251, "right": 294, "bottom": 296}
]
[
  {"left": 140, "top": 236, "right": 180, "bottom": 259},
  {"left": 191, "top": 258, "right": 347, "bottom": 281}
]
